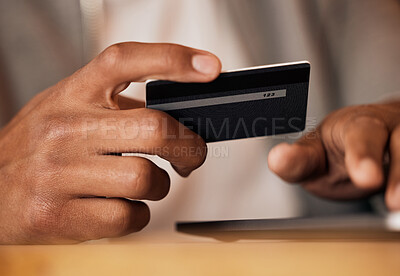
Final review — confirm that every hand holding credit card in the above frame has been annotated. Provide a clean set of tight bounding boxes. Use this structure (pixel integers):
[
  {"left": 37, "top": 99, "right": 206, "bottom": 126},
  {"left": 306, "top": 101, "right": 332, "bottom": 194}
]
[{"left": 146, "top": 62, "right": 310, "bottom": 142}]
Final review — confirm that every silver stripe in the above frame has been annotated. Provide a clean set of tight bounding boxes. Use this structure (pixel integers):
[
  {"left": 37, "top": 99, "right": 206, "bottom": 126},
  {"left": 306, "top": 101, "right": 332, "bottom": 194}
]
[{"left": 147, "top": 89, "right": 286, "bottom": 111}]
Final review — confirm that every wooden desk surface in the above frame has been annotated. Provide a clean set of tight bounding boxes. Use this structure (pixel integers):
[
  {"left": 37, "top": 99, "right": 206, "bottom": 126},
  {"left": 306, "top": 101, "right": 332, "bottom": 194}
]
[{"left": 1, "top": 232, "right": 399, "bottom": 276}]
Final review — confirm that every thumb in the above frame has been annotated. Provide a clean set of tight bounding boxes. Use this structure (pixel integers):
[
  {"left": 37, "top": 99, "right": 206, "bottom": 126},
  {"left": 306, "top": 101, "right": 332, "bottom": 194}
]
[{"left": 268, "top": 130, "right": 326, "bottom": 183}]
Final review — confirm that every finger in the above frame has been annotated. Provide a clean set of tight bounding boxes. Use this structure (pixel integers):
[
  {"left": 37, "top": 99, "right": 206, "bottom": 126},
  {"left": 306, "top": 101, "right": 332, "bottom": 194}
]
[
  {"left": 268, "top": 129, "right": 326, "bottom": 183},
  {"left": 65, "top": 156, "right": 170, "bottom": 201},
  {"left": 343, "top": 116, "right": 388, "bottom": 189},
  {"left": 87, "top": 108, "right": 207, "bottom": 177},
  {"left": 73, "top": 42, "right": 222, "bottom": 103},
  {"left": 57, "top": 198, "right": 149, "bottom": 242},
  {"left": 386, "top": 126, "right": 400, "bottom": 211}
]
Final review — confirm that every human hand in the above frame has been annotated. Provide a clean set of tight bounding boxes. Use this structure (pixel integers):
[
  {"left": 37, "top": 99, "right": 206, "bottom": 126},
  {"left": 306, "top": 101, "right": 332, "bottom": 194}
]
[
  {"left": 268, "top": 102, "right": 400, "bottom": 210},
  {"left": 0, "top": 42, "right": 221, "bottom": 244}
]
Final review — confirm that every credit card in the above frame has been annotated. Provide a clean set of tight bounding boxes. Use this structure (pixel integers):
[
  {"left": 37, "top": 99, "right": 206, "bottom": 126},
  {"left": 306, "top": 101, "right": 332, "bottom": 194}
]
[{"left": 146, "top": 61, "right": 310, "bottom": 143}]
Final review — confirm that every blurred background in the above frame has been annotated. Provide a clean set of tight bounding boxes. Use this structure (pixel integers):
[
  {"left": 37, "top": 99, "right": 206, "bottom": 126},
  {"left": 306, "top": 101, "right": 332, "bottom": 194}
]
[{"left": 0, "top": 0, "right": 399, "bottom": 238}]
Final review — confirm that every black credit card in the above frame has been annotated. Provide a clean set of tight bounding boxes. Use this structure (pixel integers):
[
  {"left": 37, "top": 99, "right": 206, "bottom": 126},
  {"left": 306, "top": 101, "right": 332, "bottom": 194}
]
[{"left": 146, "top": 61, "right": 310, "bottom": 143}]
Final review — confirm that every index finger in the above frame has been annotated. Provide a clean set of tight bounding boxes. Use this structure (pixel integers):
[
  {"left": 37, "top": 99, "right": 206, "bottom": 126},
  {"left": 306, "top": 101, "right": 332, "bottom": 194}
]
[
  {"left": 69, "top": 42, "right": 222, "bottom": 104},
  {"left": 268, "top": 129, "right": 326, "bottom": 183}
]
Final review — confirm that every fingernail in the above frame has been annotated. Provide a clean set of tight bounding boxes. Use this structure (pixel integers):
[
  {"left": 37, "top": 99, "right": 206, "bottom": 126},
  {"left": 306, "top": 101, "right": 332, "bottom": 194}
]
[{"left": 192, "top": 55, "right": 218, "bottom": 75}]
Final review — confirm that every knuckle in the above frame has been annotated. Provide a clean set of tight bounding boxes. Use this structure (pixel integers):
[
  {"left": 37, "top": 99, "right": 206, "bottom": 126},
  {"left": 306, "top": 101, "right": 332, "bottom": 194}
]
[
  {"left": 32, "top": 117, "right": 78, "bottom": 169},
  {"left": 133, "top": 159, "right": 155, "bottom": 198},
  {"left": 162, "top": 46, "right": 174, "bottom": 69},
  {"left": 32, "top": 152, "right": 67, "bottom": 183},
  {"left": 24, "top": 196, "right": 60, "bottom": 238},
  {"left": 139, "top": 109, "right": 173, "bottom": 144},
  {"left": 100, "top": 44, "right": 124, "bottom": 69},
  {"left": 108, "top": 203, "right": 131, "bottom": 234},
  {"left": 39, "top": 116, "right": 76, "bottom": 143},
  {"left": 144, "top": 108, "right": 165, "bottom": 124},
  {"left": 26, "top": 153, "right": 69, "bottom": 204},
  {"left": 124, "top": 157, "right": 156, "bottom": 199},
  {"left": 351, "top": 114, "right": 385, "bottom": 128},
  {"left": 28, "top": 155, "right": 57, "bottom": 188},
  {"left": 329, "top": 106, "right": 387, "bottom": 138},
  {"left": 161, "top": 44, "right": 177, "bottom": 65},
  {"left": 160, "top": 44, "right": 186, "bottom": 71}
]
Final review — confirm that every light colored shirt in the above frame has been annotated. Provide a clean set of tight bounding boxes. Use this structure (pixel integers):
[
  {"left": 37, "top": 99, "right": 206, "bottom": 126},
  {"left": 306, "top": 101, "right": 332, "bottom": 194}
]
[{"left": 97, "top": 0, "right": 400, "bottom": 232}]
